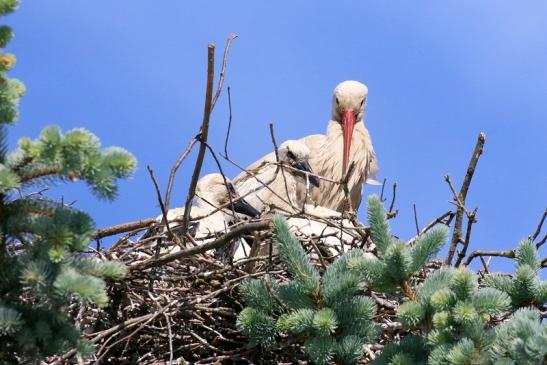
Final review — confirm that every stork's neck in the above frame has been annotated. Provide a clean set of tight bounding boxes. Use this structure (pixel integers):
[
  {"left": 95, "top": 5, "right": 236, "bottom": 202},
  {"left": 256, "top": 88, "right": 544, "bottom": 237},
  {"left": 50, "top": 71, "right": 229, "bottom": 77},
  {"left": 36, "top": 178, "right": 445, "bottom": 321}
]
[{"left": 314, "top": 119, "right": 371, "bottom": 180}]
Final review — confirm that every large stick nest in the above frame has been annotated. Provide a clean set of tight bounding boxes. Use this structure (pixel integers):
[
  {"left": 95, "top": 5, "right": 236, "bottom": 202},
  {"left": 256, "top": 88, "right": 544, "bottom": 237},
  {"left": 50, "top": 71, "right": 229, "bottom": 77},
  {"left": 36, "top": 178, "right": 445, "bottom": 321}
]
[{"left": 46, "top": 212, "right": 443, "bottom": 365}]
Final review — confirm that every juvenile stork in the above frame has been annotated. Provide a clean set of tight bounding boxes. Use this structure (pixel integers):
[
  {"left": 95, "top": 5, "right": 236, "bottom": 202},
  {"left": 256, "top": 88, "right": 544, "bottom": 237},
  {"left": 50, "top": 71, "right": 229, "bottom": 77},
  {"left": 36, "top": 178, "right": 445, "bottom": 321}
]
[
  {"left": 142, "top": 174, "right": 259, "bottom": 255},
  {"left": 233, "top": 140, "right": 320, "bottom": 214},
  {"left": 301, "top": 80, "right": 378, "bottom": 212}
]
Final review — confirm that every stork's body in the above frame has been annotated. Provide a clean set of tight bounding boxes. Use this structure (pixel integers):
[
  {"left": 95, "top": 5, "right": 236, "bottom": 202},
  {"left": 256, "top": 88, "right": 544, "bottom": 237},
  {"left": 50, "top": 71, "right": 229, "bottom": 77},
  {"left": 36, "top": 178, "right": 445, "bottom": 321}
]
[
  {"left": 141, "top": 174, "right": 258, "bottom": 255},
  {"left": 301, "top": 80, "right": 378, "bottom": 212},
  {"left": 233, "top": 140, "right": 319, "bottom": 214}
]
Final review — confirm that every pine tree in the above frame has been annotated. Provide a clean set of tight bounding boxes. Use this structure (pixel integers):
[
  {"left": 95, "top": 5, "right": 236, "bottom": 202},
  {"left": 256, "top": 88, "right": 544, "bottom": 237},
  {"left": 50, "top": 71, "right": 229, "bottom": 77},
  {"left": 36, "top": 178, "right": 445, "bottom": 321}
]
[
  {"left": 0, "top": 2, "right": 136, "bottom": 363},
  {"left": 346, "top": 195, "right": 448, "bottom": 299},
  {"left": 483, "top": 239, "right": 546, "bottom": 308},
  {"left": 237, "top": 215, "right": 379, "bottom": 365}
]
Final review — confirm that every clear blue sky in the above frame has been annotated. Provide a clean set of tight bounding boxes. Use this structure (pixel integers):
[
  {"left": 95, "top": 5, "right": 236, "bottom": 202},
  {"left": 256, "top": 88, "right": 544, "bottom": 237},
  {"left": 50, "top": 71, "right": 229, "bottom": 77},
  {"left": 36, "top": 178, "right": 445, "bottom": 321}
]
[{"left": 6, "top": 1, "right": 546, "bottom": 272}]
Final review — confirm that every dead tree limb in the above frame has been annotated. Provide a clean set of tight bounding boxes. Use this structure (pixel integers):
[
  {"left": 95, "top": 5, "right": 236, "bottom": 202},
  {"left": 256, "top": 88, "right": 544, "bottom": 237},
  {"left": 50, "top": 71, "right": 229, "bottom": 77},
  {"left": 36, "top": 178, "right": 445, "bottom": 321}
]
[
  {"left": 464, "top": 249, "right": 515, "bottom": 267},
  {"left": 445, "top": 132, "right": 486, "bottom": 265},
  {"left": 95, "top": 218, "right": 156, "bottom": 239},
  {"left": 455, "top": 207, "right": 478, "bottom": 267},
  {"left": 181, "top": 45, "right": 216, "bottom": 236},
  {"left": 129, "top": 220, "right": 271, "bottom": 271}
]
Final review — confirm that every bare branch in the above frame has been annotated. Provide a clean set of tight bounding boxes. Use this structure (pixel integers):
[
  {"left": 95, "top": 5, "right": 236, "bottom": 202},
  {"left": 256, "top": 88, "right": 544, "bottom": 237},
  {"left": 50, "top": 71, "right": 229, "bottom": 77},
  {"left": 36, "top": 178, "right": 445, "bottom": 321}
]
[
  {"left": 223, "top": 86, "right": 233, "bottom": 159},
  {"left": 129, "top": 220, "right": 271, "bottom": 271},
  {"left": 146, "top": 165, "right": 181, "bottom": 246},
  {"left": 464, "top": 249, "right": 515, "bottom": 267},
  {"left": 445, "top": 132, "right": 486, "bottom": 265},
  {"left": 95, "top": 218, "right": 156, "bottom": 239},
  {"left": 531, "top": 208, "right": 547, "bottom": 246},
  {"left": 413, "top": 203, "right": 420, "bottom": 236},
  {"left": 211, "top": 33, "right": 237, "bottom": 109},
  {"left": 181, "top": 45, "right": 216, "bottom": 236},
  {"left": 164, "top": 138, "right": 197, "bottom": 209},
  {"left": 387, "top": 182, "right": 398, "bottom": 219},
  {"left": 455, "top": 207, "right": 478, "bottom": 267}
]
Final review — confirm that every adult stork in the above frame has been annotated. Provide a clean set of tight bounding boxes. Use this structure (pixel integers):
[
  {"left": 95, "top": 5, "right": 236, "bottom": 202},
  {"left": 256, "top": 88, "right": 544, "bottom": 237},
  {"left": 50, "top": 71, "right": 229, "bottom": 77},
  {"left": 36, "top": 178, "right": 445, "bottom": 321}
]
[{"left": 301, "top": 80, "right": 378, "bottom": 212}]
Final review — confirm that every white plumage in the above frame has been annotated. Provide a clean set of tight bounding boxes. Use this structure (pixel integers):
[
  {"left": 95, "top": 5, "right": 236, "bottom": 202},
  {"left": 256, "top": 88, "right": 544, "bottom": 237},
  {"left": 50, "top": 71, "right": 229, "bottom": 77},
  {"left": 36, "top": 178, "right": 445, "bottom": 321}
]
[
  {"left": 142, "top": 173, "right": 258, "bottom": 256},
  {"left": 300, "top": 80, "right": 378, "bottom": 212},
  {"left": 233, "top": 139, "right": 320, "bottom": 214}
]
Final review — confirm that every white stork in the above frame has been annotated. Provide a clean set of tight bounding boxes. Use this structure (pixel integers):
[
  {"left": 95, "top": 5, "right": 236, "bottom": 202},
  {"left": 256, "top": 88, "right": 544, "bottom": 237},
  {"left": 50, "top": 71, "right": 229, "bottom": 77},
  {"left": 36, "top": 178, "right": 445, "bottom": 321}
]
[
  {"left": 233, "top": 139, "right": 320, "bottom": 214},
  {"left": 141, "top": 173, "right": 259, "bottom": 256},
  {"left": 300, "top": 80, "right": 378, "bottom": 212}
]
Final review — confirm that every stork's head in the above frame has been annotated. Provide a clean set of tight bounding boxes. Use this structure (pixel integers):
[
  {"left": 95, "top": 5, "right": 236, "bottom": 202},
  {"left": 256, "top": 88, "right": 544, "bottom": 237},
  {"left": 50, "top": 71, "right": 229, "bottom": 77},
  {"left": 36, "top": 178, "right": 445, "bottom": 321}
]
[
  {"left": 196, "top": 173, "right": 260, "bottom": 217},
  {"left": 278, "top": 140, "right": 320, "bottom": 187},
  {"left": 331, "top": 80, "right": 369, "bottom": 172}
]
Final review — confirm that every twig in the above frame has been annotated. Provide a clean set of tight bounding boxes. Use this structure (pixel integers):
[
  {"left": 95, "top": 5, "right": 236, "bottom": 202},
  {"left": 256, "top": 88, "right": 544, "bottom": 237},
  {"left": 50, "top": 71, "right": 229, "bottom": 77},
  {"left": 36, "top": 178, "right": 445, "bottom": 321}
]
[
  {"left": 455, "top": 208, "right": 478, "bottom": 267},
  {"left": 531, "top": 208, "right": 547, "bottom": 245},
  {"left": 164, "top": 138, "right": 197, "bottom": 209},
  {"left": 407, "top": 211, "right": 454, "bottom": 246},
  {"left": 412, "top": 203, "right": 420, "bottom": 236},
  {"left": 445, "top": 132, "right": 486, "bottom": 265},
  {"left": 536, "top": 233, "right": 547, "bottom": 250},
  {"left": 181, "top": 44, "right": 216, "bottom": 236},
  {"left": 464, "top": 249, "right": 515, "bottom": 267},
  {"left": 387, "top": 182, "right": 398, "bottom": 219},
  {"left": 379, "top": 178, "right": 387, "bottom": 202},
  {"left": 95, "top": 218, "right": 156, "bottom": 239},
  {"left": 201, "top": 141, "right": 236, "bottom": 217},
  {"left": 223, "top": 86, "right": 233, "bottom": 159},
  {"left": 129, "top": 220, "right": 271, "bottom": 271},
  {"left": 269, "top": 122, "right": 293, "bottom": 208},
  {"left": 146, "top": 166, "right": 181, "bottom": 246},
  {"left": 211, "top": 33, "right": 237, "bottom": 110}
]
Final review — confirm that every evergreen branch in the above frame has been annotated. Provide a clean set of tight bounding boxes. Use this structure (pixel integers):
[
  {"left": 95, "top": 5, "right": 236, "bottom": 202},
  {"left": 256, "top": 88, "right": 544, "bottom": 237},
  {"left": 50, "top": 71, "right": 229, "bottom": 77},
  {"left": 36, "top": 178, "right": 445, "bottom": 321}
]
[
  {"left": 19, "top": 166, "right": 60, "bottom": 183},
  {"left": 445, "top": 132, "right": 486, "bottom": 265}
]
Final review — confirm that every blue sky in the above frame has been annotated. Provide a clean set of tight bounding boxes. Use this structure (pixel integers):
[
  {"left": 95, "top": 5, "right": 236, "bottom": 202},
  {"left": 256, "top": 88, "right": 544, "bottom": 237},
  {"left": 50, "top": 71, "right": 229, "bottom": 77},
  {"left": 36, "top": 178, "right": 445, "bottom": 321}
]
[{"left": 6, "top": 1, "right": 546, "bottom": 272}]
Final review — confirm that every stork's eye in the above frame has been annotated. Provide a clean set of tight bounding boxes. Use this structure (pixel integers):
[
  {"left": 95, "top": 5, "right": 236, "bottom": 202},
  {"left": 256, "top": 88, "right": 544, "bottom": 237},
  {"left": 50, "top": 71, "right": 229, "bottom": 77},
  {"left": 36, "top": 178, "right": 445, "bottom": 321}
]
[
  {"left": 360, "top": 98, "right": 365, "bottom": 107},
  {"left": 336, "top": 97, "right": 340, "bottom": 106}
]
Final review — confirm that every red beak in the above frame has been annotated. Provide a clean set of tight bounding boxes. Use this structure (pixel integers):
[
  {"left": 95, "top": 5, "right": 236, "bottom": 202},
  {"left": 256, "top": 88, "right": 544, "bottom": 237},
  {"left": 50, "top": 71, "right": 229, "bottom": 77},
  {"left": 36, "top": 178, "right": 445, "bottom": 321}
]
[{"left": 342, "top": 109, "right": 356, "bottom": 173}]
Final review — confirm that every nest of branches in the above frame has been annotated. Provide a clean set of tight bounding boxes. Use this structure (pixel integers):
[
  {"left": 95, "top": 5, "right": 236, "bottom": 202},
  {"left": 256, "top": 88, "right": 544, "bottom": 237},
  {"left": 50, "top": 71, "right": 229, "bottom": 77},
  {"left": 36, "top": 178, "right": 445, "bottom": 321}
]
[{"left": 44, "top": 210, "right": 444, "bottom": 365}]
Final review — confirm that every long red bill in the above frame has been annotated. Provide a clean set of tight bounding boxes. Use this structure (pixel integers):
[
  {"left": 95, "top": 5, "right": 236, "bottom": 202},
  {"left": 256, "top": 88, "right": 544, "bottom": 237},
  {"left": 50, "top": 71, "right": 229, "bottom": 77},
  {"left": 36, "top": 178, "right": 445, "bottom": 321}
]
[{"left": 342, "top": 110, "right": 356, "bottom": 173}]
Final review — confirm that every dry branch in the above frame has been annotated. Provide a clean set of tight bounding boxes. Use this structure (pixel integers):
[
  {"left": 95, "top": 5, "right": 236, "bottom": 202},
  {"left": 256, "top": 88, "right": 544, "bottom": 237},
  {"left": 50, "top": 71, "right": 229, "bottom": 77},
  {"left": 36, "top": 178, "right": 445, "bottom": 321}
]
[
  {"left": 445, "top": 132, "right": 486, "bottom": 265},
  {"left": 180, "top": 44, "right": 216, "bottom": 236}
]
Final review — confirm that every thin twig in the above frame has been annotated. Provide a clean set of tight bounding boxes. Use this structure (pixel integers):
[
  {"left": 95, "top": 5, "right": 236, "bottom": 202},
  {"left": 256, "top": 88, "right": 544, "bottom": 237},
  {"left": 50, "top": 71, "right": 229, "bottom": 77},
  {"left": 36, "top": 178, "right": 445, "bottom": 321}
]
[
  {"left": 146, "top": 166, "right": 181, "bottom": 246},
  {"left": 269, "top": 122, "right": 293, "bottom": 207},
  {"left": 379, "top": 178, "right": 387, "bottom": 202},
  {"left": 211, "top": 33, "right": 237, "bottom": 110},
  {"left": 387, "top": 182, "right": 398, "bottom": 219},
  {"left": 164, "top": 138, "right": 197, "bottom": 209},
  {"left": 531, "top": 208, "right": 547, "bottom": 243},
  {"left": 464, "top": 249, "right": 515, "bottom": 267},
  {"left": 455, "top": 208, "right": 478, "bottom": 267},
  {"left": 412, "top": 203, "right": 420, "bottom": 236},
  {"left": 223, "top": 86, "right": 233, "bottom": 159},
  {"left": 407, "top": 211, "right": 454, "bottom": 246},
  {"left": 445, "top": 132, "right": 486, "bottom": 265}
]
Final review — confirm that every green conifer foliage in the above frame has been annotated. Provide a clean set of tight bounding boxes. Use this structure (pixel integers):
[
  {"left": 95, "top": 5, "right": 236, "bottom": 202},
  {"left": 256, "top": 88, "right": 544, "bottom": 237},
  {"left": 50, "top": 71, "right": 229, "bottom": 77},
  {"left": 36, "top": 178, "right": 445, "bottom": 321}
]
[
  {"left": 489, "top": 308, "right": 547, "bottom": 364},
  {"left": 373, "top": 267, "right": 516, "bottom": 365},
  {"left": 0, "top": 2, "right": 136, "bottom": 362},
  {"left": 348, "top": 195, "right": 448, "bottom": 297},
  {"left": 483, "top": 239, "right": 546, "bottom": 308},
  {"left": 237, "top": 216, "right": 379, "bottom": 365}
]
